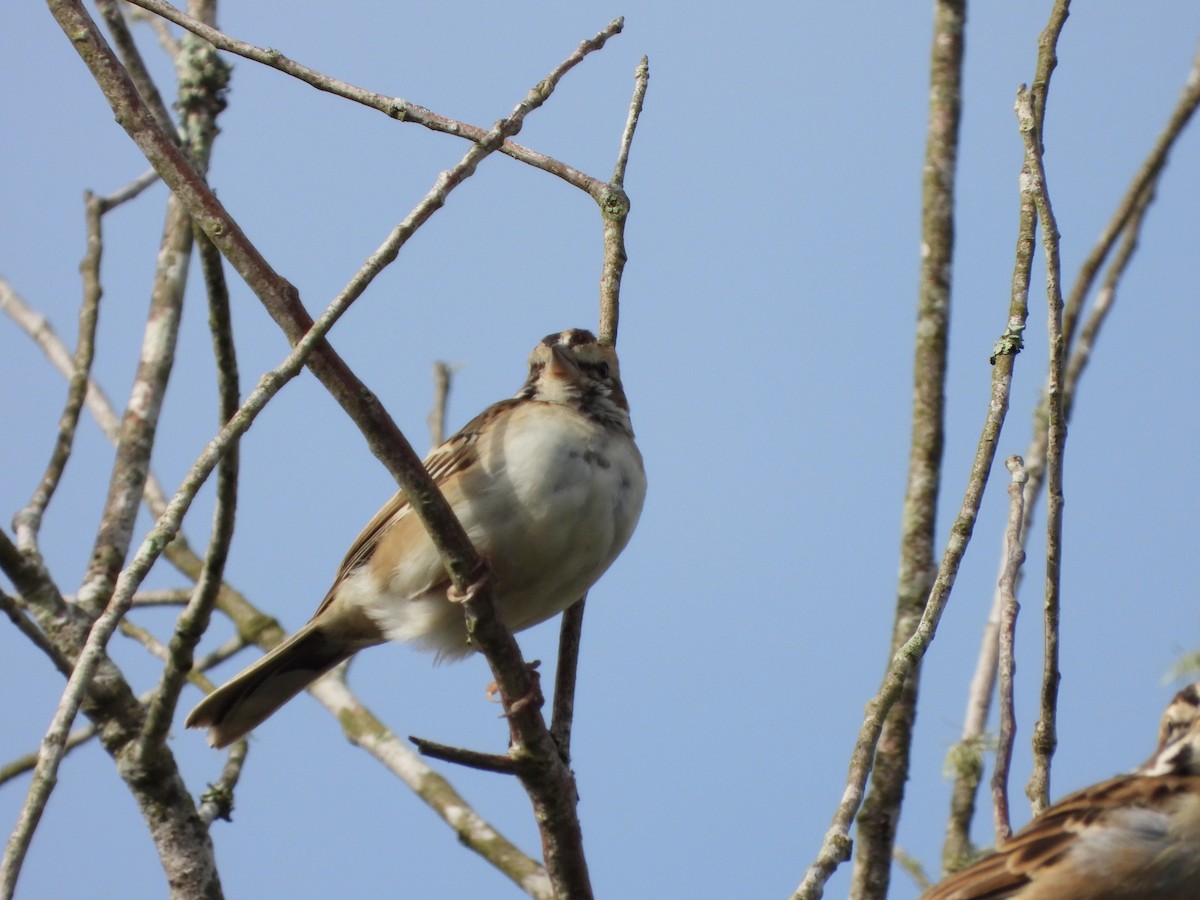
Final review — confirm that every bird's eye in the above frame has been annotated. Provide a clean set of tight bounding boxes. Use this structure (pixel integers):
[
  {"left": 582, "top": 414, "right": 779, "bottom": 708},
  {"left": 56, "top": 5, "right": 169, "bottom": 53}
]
[{"left": 595, "top": 361, "right": 610, "bottom": 379}]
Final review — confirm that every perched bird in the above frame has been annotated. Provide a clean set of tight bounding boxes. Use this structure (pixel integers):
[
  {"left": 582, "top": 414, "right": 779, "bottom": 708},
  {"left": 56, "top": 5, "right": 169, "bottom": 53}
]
[
  {"left": 187, "top": 329, "right": 646, "bottom": 748},
  {"left": 922, "top": 682, "right": 1200, "bottom": 899}
]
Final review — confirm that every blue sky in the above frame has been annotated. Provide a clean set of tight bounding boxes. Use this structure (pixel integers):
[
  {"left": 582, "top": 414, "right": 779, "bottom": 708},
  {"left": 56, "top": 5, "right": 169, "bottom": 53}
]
[{"left": 3, "top": 3, "right": 1200, "bottom": 898}]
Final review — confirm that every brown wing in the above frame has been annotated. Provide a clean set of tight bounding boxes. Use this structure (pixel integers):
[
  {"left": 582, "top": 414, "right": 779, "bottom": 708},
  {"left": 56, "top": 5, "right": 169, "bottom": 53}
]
[
  {"left": 306, "top": 399, "right": 519, "bottom": 621},
  {"left": 922, "top": 775, "right": 1200, "bottom": 899}
]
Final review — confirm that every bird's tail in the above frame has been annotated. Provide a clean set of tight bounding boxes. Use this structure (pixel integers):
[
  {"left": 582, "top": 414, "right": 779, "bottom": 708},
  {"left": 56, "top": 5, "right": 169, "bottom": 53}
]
[{"left": 185, "top": 621, "right": 355, "bottom": 749}]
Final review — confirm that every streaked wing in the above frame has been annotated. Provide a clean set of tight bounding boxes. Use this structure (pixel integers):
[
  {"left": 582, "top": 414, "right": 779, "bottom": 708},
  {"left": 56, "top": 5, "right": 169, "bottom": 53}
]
[
  {"left": 924, "top": 774, "right": 1200, "bottom": 899},
  {"left": 421, "top": 399, "right": 516, "bottom": 482},
  {"left": 305, "top": 400, "right": 516, "bottom": 620}
]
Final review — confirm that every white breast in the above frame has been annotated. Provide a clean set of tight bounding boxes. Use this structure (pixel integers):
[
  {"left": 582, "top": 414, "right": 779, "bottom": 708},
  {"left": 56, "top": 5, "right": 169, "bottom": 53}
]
[
  {"left": 346, "top": 400, "right": 646, "bottom": 659},
  {"left": 464, "top": 401, "right": 646, "bottom": 631}
]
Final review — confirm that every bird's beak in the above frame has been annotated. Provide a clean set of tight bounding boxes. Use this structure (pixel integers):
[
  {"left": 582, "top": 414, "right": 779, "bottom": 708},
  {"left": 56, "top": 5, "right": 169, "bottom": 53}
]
[{"left": 547, "top": 343, "right": 582, "bottom": 381}]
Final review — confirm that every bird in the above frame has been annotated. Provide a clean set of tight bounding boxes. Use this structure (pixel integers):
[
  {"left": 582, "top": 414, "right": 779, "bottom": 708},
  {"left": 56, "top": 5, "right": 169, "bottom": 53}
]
[
  {"left": 921, "top": 682, "right": 1200, "bottom": 899},
  {"left": 186, "top": 328, "right": 646, "bottom": 749}
]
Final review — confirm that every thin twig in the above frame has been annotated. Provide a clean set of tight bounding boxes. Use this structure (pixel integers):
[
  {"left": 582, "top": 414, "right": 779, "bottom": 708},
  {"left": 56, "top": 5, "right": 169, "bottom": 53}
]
[
  {"left": 611, "top": 56, "right": 649, "bottom": 187},
  {"left": 428, "top": 361, "right": 452, "bottom": 448},
  {"left": 119, "top": 618, "right": 172, "bottom": 662},
  {"left": 1061, "top": 46, "right": 1200, "bottom": 352},
  {"left": 941, "top": 0, "right": 1068, "bottom": 868},
  {"left": 192, "top": 635, "right": 248, "bottom": 673},
  {"left": 0, "top": 677, "right": 165, "bottom": 794},
  {"left": 196, "top": 739, "right": 248, "bottom": 826},
  {"left": 992, "top": 457, "right": 1028, "bottom": 843},
  {"left": 124, "top": 4, "right": 182, "bottom": 60},
  {"left": 0, "top": 723, "right": 97, "bottom": 788},
  {"left": 597, "top": 56, "right": 649, "bottom": 346},
  {"left": 941, "top": 587, "right": 1001, "bottom": 871},
  {"left": 0, "top": 532, "right": 73, "bottom": 630},
  {"left": 408, "top": 737, "right": 518, "bottom": 775},
  {"left": 1016, "top": 84, "right": 1066, "bottom": 817},
  {"left": 1063, "top": 182, "right": 1155, "bottom": 418},
  {"left": 892, "top": 847, "right": 933, "bottom": 894},
  {"left": 11, "top": 194, "right": 103, "bottom": 546},
  {"left": 96, "top": 169, "right": 161, "bottom": 211},
  {"left": 121, "top": 0, "right": 612, "bottom": 197},
  {"left": 95, "top": 0, "right": 176, "bottom": 135},
  {"left": 0, "top": 586, "right": 73, "bottom": 679},
  {"left": 0, "top": 273, "right": 343, "bottom": 896},
  {"left": 129, "top": 589, "right": 193, "bottom": 606},
  {"left": 550, "top": 598, "right": 587, "bottom": 762},
  {"left": 0, "top": 279, "right": 176, "bottom": 518}
]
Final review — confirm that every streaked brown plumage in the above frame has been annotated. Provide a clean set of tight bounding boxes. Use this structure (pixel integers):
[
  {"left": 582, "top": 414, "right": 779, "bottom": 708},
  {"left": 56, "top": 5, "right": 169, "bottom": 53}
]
[
  {"left": 922, "top": 683, "right": 1200, "bottom": 899},
  {"left": 186, "top": 329, "right": 645, "bottom": 748}
]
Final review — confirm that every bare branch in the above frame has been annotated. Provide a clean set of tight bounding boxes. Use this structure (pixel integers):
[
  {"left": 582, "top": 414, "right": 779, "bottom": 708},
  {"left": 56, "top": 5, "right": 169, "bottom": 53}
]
[
  {"left": 1063, "top": 189, "right": 1152, "bottom": 417},
  {"left": 941, "top": 454, "right": 1030, "bottom": 871},
  {"left": 0, "top": 584, "right": 73, "bottom": 679},
  {"left": 408, "top": 737, "right": 518, "bottom": 775},
  {"left": 941, "top": 593, "right": 1000, "bottom": 871},
  {"left": 1061, "top": 46, "right": 1200, "bottom": 352},
  {"left": 597, "top": 56, "right": 650, "bottom": 346},
  {"left": 1015, "top": 84, "right": 1066, "bottom": 817},
  {"left": 11, "top": 195, "right": 102, "bottom": 546},
  {"left": 96, "top": 168, "right": 161, "bottom": 211},
  {"left": 851, "top": 2, "right": 963, "bottom": 895},
  {"left": 0, "top": 723, "right": 97, "bottom": 788},
  {"left": 192, "top": 634, "right": 249, "bottom": 673},
  {"left": 892, "top": 847, "right": 933, "bottom": 894},
  {"left": 118, "top": 618, "right": 172, "bottom": 662},
  {"left": 96, "top": 0, "right": 176, "bottom": 134},
  {"left": 0, "top": 534, "right": 74, "bottom": 630},
  {"left": 550, "top": 598, "right": 587, "bottom": 761},
  {"left": 196, "top": 739, "right": 248, "bottom": 827},
  {"left": 1062, "top": 45, "right": 1200, "bottom": 417},
  {"left": 121, "top": 0, "right": 613, "bottom": 196},
  {"left": 124, "top": 2, "right": 182, "bottom": 60},
  {"left": 611, "top": 56, "right": 649, "bottom": 188},
  {"left": 992, "top": 457, "right": 1028, "bottom": 842},
  {"left": 3, "top": 8, "right": 230, "bottom": 895},
  {"left": 0, "top": 278, "right": 175, "bottom": 517},
  {"left": 129, "top": 589, "right": 193, "bottom": 607},
  {"left": 428, "top": 361, "right": 453, "bottom": 448}
]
